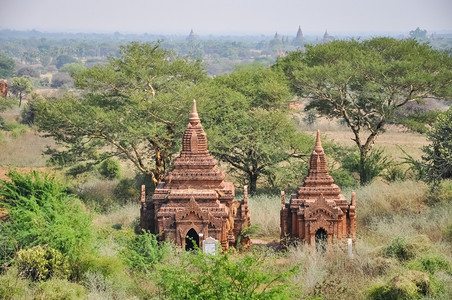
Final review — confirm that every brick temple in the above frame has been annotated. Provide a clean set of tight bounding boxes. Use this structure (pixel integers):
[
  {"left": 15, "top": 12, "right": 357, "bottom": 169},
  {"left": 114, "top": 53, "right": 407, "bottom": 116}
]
[
  {"left": 280, "top": 130, "right": 356, "bottom": 246},
  {"left": 140, "top": 100, "right": 250, "bottom": 251}
]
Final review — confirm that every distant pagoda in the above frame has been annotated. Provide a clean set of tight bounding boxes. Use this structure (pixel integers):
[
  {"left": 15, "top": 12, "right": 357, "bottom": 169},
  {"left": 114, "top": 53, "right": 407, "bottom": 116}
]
[
  {"left": 293, "top": 26, "right": 304, "bottom": 47},
  {"left": 280, "top": 130, "right": 356, "bottom": 247},
  {"left": 187, "top": 29, "right": 197, "bottom": 41},
  {"left": 322, "top": 29, "right": 333, "bottom": 44},
  {"left": 140, "top": 100, "right": 250, "bottom": 251}
]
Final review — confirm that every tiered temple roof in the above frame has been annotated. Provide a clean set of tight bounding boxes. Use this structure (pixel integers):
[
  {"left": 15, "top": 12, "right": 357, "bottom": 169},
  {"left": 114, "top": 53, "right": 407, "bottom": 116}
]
[
  {"left": 281, "top": 130, "right": 356, "bottom": 246},
  {"left": 140, "top": 100, "right": 250, "bottom": 250}
]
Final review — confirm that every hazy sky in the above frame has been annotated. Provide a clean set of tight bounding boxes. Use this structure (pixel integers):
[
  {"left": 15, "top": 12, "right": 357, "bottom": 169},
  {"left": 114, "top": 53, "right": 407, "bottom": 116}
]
[{"left": 1, "top": 0, "right": 451, "bottom": 35}]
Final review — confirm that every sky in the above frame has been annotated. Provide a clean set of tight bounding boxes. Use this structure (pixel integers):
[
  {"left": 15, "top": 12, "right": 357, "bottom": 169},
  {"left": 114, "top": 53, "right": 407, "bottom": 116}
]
[{"left": 1, "top": 0, "right": 451, "bottom": 36}]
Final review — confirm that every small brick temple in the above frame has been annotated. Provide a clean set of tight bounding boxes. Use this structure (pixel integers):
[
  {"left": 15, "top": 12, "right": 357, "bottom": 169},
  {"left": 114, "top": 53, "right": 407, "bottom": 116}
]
[
  {"left": 280, "top": 130, "right": 356, "bottom": 246},
  {"left": 140, "top": 100, "right": 250, "bottom": 250}
]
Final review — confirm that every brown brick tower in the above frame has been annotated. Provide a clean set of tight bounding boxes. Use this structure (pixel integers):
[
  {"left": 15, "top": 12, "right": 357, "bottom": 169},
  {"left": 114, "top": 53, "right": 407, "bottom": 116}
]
[
  {"left": 280, "top": 130, "right": 356, "bottom": 246},
  {"left": 140, "top": 100, "right": 250, "bottom": 250}
]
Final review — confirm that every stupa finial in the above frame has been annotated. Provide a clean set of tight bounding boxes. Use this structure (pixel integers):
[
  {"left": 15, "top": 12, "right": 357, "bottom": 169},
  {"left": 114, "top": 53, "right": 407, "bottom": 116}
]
[
  {"left": 314, "top": 130, "right": 323, "bottom": 152},
  {"left": 190, "top": 99, "right": 199, "bottom": 124}
]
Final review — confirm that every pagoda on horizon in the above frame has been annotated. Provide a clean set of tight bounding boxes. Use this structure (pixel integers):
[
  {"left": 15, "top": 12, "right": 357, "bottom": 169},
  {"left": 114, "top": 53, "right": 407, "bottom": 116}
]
[{"left": 293, "top": 25, "right": 304, "bottom": 47}]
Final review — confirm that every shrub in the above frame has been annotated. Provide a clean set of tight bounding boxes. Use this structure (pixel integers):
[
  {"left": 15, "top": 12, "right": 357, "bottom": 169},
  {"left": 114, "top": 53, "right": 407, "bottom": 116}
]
[
  {"left": 425, "top": 179, "right": 452, "bottom": 206},
  {"left": 368, "top": 270, "right": 433, "bottom": 300},
  {"left": 21, "top": 92, "right": 44, "bottom": 125},
  {"left": 121, "top": 231, "right": 170, "bottom": 273},
  {"left": 408, "top": 254, "right": 452, "bottom": 274},
  {"left": 383, "top": 237, "right": 416, "bottom": 262},
  {"left": 35, "top": 278, "right": 86, "bottom": 300},
  {"left": 15, "top": 245, "right": 70, "bottom": 281},
  {"left": 0, "top": 170, "right": 93, "bottom": 266},
  {"left": 0, "top": 268, "right": 29, "bottom": 299},
  {"left": 157, "top": 251, "right": 299, "bottom": 299},
  {"left": 422, "top": 107, "right": 452, "bottom": 182},
  {"left": 2, "top": 122, "right": 29, "bottom": 138},
  {"left": 98, "top": 158, "right": 120, "bottom": 179},
  {"left": 382, "top": 165, "right": 406, "bottom": 182},
  {"left": 342, "top": 148, "right": 393, "bottom": 185}
]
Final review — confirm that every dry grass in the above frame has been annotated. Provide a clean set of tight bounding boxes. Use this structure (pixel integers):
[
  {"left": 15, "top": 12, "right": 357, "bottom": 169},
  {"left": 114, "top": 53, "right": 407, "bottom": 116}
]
[
  {"left": 342, "top": 180, "right": 429, "bottom": 227},
  {"left": 248, "top": 194, "right": 281, "bottom": 240},
  {"left": 93, "top": 202, "right": 140, "bottom": 229},
  {"left": 305, "top": 124, "right": 429, "bottom": 162},
  {"left": 0, "top": 130, "right": 54, "bottom": 167}
]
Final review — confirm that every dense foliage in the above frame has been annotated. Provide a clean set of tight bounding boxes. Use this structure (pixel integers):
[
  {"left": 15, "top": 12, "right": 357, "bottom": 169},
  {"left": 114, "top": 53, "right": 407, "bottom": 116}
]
[
  {"left": 0, "top": 170, "right": 93, "bottom": 267},
  {"left": 422, "top": 107, "right": 452, "bottom": 182},
  {"left": 193, "top": 65, "right": 313, "bottom": 193},
  {"left": 157, "top": 250, "right": 298, "bottom": 299},
  {"left": 9, "top": 77, "right": 33, "bottom": 107},
  {"left": 36, "top": 42, "right": 206, "bottom": 187},
  {"left": 276, "top": 38, "right": 452, "bottom": 184},
  {"left": 0, "top": 54, "right": 15, "bottom": 78}
]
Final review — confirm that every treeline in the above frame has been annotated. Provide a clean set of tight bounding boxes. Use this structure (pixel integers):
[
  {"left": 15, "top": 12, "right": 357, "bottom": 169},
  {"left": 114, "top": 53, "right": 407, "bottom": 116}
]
[{"left": 23, "top": 38, "right": 451, "bottom": 194}]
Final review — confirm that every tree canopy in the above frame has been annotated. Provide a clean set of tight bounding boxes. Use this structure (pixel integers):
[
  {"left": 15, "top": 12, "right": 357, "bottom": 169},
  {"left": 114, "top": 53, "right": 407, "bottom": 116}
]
[
  {"left": 276, "top": 37, "right": 452, "bottom": 184},
  {"left": 9, "top": 77, "right": 33, "bottom": 107},
  {"left": 0, "top": 54, "right": 15, "bottom": 78},
  {"left": 36, "top": 42, "right": 206, "bottom": 187},
  {"left": 193, "top": 65, "right": 312, "bottom": 193}
]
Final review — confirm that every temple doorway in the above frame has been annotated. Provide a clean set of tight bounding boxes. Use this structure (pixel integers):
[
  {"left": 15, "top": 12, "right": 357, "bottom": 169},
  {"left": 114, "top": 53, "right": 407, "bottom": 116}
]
[
  {"left": 185, "top": 228, "right": 199, "bottom": 251},
  {"left": 315, "top": 228, "right": 327, "bottom": 252}
]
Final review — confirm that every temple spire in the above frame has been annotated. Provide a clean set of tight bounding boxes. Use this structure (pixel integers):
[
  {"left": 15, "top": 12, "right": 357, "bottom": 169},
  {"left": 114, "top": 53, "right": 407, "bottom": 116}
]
[
  {"left": 314, "top": 130, "right": 323, "bottom": 152},
  {"left": 190, "top": 99, "right": 200, "bottom": 124},
  {"left": 296, "top": 26, "right": 303, "bottom": 40}
]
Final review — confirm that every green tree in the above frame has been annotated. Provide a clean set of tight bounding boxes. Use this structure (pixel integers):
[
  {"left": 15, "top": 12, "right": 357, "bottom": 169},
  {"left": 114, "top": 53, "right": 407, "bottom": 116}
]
[
  {"left": 50, "top": 72, "right": 74, "bottom": 88},
  {"left": 193, "top": 65, "right": 312, "bottom": 193},
  {"left": 422, "top": 107, "right": 452, "bottom": 182},
  {"left": 55, "top": 55, "right": 77, "bottom": 69},
  {"left": 276, "top": 38, "right": 452, "bottom": 184},
  {"left": 0, "top": 54, "right": 15, "bottom": 78},
  {"left": 17, "top": 66, "right": 40, "bottom": 78},
  {"left": 9, "top": 77, "right": 33, "bottom": 107},
  {"left": 409, "top": 27, "right": 428, "bottom": 41},
  {"left": 36, "top": 42, "right": 206, "bottom": 187}
]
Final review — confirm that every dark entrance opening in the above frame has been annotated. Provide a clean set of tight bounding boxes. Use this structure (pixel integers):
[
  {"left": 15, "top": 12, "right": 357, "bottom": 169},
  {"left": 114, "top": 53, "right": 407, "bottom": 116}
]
[
  {"left": 315, "top": 228, "right": 327, "bottom": 253},
  {"left": 185, "top": 228, "right": 199, "bottom": 251}
]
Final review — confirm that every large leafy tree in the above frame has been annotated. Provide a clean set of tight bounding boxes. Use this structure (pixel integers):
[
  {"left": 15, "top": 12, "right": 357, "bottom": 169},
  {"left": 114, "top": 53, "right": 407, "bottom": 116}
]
[
  {"left": 193, "top": 65, "right": 312, "bottom": 193},
  {"left": 276, "top": 38, "right": 452, "bottom": 184},
  {"left": 9, "top": 77, "right": 33, "bottom": 107},
  {"left": 36, "top": 42, "right": 206, "bottom": 187}
]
